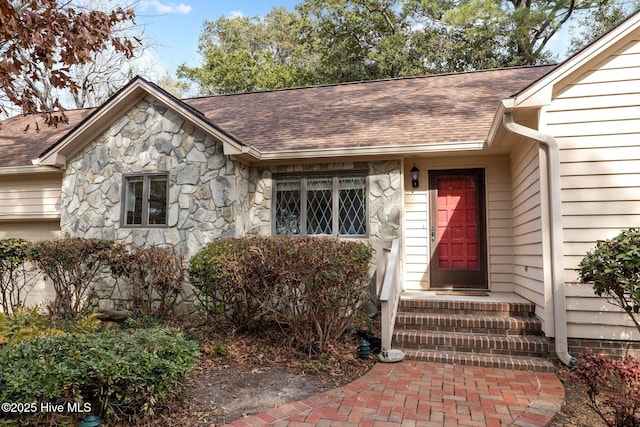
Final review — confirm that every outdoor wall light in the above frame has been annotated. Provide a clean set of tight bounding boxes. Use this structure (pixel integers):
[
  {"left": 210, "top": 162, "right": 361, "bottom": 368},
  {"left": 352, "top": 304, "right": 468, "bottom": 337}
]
[{"left": 410, "top": 164, "right": 420, "bottom": 188}]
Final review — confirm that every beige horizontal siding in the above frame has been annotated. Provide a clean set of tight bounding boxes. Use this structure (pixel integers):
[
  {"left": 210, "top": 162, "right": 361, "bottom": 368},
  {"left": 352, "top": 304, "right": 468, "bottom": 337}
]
[
  {"left": 543, "top": 36, "right": 640, "bottom": 341},
  {"left": 510, "top": 139, "right": 551, "bottom": 333},
  {"left": 0, "top": 172, "right": 62, "bottom": 220},
  {"left": 402, "top": 155, "right": 514, "bottom": 292},
  {"left": 0, "top": 219, "right": 60, "bottom": 241}
]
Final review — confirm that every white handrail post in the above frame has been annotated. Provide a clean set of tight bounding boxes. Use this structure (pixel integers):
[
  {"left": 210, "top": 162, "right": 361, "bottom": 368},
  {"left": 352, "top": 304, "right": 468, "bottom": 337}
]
[{"left": 378, "top": 238, "right": 400, "bottom": 353}]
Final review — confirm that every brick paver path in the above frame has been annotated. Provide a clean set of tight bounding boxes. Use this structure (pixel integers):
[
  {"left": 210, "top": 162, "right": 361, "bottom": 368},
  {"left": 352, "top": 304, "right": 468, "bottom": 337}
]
[{"left": 226, "top": 360, "right": 564, "bottom": 427}]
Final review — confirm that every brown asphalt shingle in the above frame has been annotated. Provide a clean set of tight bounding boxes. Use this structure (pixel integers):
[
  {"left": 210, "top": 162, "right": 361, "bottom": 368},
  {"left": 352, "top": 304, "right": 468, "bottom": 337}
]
[
  {"left": 185, "top": 65, "right": 554, "bottom": 152},
  {"left": 0, "top": 65, "right": 554, "bottom": 168},
  {"left": 0, "top": 109, "right": 94, "bottom": 168}
]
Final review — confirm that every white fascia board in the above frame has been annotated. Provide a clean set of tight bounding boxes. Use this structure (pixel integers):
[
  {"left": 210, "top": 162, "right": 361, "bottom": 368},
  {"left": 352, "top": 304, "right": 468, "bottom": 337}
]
[
  {"left": 514, "top": 11, "right": 640, "bottom": 108},
  {"left": 37, "top": 84, "right": 147, "bottom": 167},
  {"left": 36, "top": 78, "right": 255, "bottom": 166},
  {"left": 252, "top": 141, "right": 487, "bottom": 161},
  {"left": 486, "top": 102, "right": 508, "bottom": 148},
  {"left": 0, "top": 165, "right": 62, "bottom": 175},
  {"left": 0, "top": 212, "right": 60, "bottom": 220}
]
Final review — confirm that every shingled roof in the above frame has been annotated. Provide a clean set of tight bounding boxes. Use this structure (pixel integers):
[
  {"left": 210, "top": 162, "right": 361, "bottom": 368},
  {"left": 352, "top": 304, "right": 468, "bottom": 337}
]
[
  {"left": 0, "top": 65, "right": 554, "bottom": 168},
  {"left": 186, "top": 65, "right": 554, "bottom": 153},
  {"left": 0, "top": 109, "right": 94, "bottom": 169}
]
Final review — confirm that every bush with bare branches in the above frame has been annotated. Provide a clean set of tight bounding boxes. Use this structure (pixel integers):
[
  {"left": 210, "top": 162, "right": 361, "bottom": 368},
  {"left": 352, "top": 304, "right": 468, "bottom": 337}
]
[
  {"left": 189, "top": 236, "right": 373, "bottom": 353},
  {"left": 0, "top": 239, "right": 38, "bottom": 314}
]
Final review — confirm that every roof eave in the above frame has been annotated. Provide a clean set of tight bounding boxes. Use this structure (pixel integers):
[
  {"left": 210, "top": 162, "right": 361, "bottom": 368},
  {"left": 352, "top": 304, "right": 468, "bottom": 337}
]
[
  {"left": 0, "top": 164, "right": 62, "bottom": 176},
  {"left": 241, "top": 141, "right": 487, "bottom": 163},
  {"left": 36, "top": 77, "right": 249, "bottom": 167},
  {"left": 514, "top": 10, "right": 640, "bottom": 108}
]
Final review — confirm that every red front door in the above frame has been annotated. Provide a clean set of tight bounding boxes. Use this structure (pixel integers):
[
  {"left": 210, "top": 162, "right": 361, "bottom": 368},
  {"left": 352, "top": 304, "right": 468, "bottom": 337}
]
[{"left": 429, "top": 169, "right": 487, "bottom": 289}]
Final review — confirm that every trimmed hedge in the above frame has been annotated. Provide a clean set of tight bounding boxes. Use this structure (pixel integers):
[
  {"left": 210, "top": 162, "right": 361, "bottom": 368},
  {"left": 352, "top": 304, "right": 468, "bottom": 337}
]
[
  {"left": 189, "top": 236, "right": 373, "bottom": 353},
  {"left": 0, "top": 327, "right": 200, "bottom": 422}
]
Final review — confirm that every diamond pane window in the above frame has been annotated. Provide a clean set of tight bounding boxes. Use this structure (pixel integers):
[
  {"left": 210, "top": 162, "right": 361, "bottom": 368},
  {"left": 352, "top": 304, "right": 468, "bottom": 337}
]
[
  {"left": 275, "top": 178, "right": 301, "bottom": 235},
  {"left": 307, "top": 177, "right": 333, "bottom": 235},
  {"left": 273, "top": 172, "right": 367, "bottom": 236},
  {"left": 122, "top": 174, "right": 169, "bottom": 227},
  {"left": 339, "top": 176, "right": 366, "bottom": 235}
]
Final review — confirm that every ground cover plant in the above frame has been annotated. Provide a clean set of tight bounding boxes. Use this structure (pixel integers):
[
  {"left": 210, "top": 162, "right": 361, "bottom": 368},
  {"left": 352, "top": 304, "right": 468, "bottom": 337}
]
[{"left": 0, "top": 321, "right": 200, "bottom": 426}]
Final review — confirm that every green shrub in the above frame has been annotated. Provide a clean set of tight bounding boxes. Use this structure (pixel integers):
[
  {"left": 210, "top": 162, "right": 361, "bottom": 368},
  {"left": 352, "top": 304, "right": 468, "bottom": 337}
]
[
  {"left": 189, "top": 236, "right": 373, "bottom": 353},
  {"left": 0, "top": 327, "right": 199, "bottom": 422},
  {"left": 188, "top": 237, "right": 271, "bottom": 329},
  {"left": 578, "top": 228, "right": 640, "bottom": 333}
]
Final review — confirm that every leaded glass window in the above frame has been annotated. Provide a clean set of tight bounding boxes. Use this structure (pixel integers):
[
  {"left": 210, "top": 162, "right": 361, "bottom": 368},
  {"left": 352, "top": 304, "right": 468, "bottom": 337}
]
[
  {"left": 307, "top": 177, "right": 333, "bottom": 234},
  {"left": 274, "top": 172, "right": 367, "bottom": 236},
  {"left": 275, "top": 178, "right": 301, "bottom": 235},
  {"left": 339, "top": 176, "right": 366, "bottom": 235}
]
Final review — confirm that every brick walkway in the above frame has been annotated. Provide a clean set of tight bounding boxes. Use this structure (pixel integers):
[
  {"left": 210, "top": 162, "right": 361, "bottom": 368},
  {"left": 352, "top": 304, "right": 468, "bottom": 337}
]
[{"left": 225, "top": 360, "right": 564, "bottom": 427}]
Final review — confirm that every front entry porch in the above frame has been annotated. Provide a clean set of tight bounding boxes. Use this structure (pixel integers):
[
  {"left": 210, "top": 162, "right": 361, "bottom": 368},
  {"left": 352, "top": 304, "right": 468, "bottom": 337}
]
[
  {"left": 377, "top": 240, "right": 555, "bottom": 372},
  {"left": 393, "top": 291, "right": 555, "bottom": 372}
]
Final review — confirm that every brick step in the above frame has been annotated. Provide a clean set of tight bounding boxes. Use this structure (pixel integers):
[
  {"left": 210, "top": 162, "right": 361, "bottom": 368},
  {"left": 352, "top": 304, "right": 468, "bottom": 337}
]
[
  {"left": 394, "top": 312, "right": 543, "bottom": 336},
  {"left": 392, "top": 330, "right": 549, "bottom": 358},
  {"left": 398, "top": 299, "right": 535, "bottom": 317},
  {"left": 402, "top": 349, "right": 556, "bottom": 372}
]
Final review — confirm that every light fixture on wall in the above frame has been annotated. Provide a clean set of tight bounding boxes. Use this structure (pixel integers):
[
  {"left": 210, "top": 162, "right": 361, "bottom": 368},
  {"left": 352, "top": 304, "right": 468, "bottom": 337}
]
[{"left": 410, "top": 164, "right": 420, "bottom": 188}]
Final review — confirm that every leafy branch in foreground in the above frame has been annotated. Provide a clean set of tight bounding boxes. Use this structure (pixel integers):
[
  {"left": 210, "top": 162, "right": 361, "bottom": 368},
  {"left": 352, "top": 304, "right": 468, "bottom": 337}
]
[{"left": 578, "top": 228, "right": 640, "bottom": 334}]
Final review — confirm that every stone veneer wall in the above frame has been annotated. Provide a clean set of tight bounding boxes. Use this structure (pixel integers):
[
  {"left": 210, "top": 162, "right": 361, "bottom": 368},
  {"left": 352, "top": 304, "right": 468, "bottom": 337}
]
[
  {"left": 60, "top": 96, "right": 247, "bottom": 259},
  {"left": 61, "top": 96, "right": 402, "bottom": 259},
  {"left": 246, "top": 160, "right": 402, "bottom": 244}
]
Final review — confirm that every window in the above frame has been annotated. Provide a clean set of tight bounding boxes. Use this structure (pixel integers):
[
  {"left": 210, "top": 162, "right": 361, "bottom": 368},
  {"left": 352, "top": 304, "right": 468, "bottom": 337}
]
[
  {"left": 274, "top": 172, "right": 367, "bottom": 236},
  {"left": 122, "top": 174, "right": 169, "bottom": 227}
]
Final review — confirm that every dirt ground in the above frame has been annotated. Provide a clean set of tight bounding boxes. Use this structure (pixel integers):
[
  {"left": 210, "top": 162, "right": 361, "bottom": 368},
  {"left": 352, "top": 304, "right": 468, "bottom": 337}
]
[
  {"left": 549, "top": 364, "right": 606, "bottom": 427},
  {"left": 122, "top": 320, "right": 607, "bottom": 427},
  {"left": 144, "top": 347, "right": 606, "bottom": 426},
  {"left": 135, "top": 325, "right": 377, "bottom": 426},
  {"left": 143, "top": 357, "right": 606, "bottom": 427},
  {"left": 164, "top": 363, "right": 346, "bottom": 425}
]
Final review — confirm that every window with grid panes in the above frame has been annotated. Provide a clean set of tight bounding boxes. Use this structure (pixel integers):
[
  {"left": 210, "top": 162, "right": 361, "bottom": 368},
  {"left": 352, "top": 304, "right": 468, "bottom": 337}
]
[{"left": 274, "top": 173, "right": 367, "bottom": 236}]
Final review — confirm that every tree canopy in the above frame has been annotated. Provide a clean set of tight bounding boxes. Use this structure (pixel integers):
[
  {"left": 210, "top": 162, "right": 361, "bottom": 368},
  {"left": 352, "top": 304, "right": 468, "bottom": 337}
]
[
  {"left": 179, "top": 0, "right": 638, "bottom": 95},
  {"left": 0, "top": 0, "right": 138, "bottom": 122}
]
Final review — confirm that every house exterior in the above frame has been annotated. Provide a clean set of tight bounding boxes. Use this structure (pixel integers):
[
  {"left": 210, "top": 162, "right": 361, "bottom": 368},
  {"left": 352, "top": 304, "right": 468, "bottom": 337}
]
[{"left": 2, "top": 11, "right": 640, "bottom": 360}]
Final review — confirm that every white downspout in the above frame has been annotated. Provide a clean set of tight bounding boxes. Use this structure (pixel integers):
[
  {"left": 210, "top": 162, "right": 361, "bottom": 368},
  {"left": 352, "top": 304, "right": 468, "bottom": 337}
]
[{"left": 503, "top": 112, "right": 577, "bottom": 367}]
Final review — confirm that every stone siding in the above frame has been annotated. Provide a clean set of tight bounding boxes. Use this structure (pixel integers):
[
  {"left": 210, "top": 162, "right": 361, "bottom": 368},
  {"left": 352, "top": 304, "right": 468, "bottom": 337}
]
[
  {"left": 61, "top": 97, "right": 402, "bottom": 259},
  {"left": 61, "top": 97, "right": 245, "bottom": 259}
]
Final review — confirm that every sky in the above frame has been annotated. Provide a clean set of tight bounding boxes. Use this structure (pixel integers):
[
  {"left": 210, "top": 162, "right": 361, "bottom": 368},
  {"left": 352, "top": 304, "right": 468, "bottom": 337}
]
[
  {"left": 133, "top": 0, "right": 572, "bottom": 81},
  {"left": 135, "top": 0, "right": 300, "bottom": 78}
]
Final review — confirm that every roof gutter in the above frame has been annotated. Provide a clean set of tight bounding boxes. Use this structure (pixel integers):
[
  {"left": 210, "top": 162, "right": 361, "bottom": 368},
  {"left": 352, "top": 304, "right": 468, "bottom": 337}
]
[{"left": 502, "top": 102, "right": 576, "bottom": 367}]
